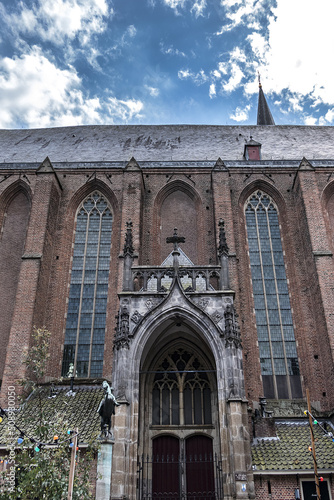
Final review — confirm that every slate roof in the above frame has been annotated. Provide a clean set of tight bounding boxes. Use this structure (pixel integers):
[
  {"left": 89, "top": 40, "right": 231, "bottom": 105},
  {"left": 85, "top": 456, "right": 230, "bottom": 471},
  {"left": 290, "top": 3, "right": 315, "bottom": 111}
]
[
  {"left": 1, "top": 125, "right": 334, "bottom": 164},
  {"left": 252, "top": 422, "right": 334, "bottom": 472},
  {"left": 0, "top": 386, "right": 103, "bottom": 446}
]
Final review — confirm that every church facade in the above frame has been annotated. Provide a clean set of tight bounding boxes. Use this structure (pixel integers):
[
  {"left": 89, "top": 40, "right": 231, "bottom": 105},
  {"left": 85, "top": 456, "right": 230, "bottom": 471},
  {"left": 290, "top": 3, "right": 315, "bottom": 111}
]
[{"left": 1, "top": 119, "right": 334, "bottom": 499}]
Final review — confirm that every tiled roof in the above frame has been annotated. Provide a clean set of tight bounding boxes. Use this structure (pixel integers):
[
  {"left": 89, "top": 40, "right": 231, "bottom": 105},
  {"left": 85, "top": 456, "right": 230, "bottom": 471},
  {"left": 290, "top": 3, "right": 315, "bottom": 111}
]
[
  {"left": 1, "top": 125, "right": 334, "bottom": 163},
  {"left": 0, "top": 385, "right": 103, "bottom": 446},
  {"left": 252, "top": 422, "right": 334, "bottom": 472}
]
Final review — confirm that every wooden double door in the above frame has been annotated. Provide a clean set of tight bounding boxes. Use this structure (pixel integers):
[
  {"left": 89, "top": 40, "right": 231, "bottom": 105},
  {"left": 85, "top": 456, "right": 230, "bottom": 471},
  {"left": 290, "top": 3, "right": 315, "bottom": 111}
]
[{"left": 152, "top": 435, "right": 216, "bottom": 500}]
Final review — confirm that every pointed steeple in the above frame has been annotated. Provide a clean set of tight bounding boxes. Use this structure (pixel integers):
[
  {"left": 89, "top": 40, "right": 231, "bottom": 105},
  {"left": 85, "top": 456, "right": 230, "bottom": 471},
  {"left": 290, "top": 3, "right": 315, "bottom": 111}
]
[{"left": 257, "top": 74, "right": 275, "bottom": 125}]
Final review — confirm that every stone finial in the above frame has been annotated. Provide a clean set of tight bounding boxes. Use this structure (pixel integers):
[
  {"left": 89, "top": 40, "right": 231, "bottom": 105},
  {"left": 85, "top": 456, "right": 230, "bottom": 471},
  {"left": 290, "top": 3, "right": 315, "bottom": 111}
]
[
  {"left": 166, "top": 228, "right": 185, "bottom": 272},
  {"left": 166, "top": 227, "right": 185, "bottom": 251}
]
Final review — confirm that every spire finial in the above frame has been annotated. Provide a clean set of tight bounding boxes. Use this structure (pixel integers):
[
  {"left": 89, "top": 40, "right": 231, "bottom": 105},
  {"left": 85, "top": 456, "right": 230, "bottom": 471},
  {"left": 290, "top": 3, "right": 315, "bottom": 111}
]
[{"left": 258, "top": 71, "right": 262, "bottom": 88}]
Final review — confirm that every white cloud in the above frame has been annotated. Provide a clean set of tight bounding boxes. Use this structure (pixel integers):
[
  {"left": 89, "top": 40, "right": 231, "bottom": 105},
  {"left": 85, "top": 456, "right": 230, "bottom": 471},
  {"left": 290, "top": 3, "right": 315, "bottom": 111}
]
[
  {"left": 304, "top": 116, "right": 317, "bottom": 126},
  {"left": 220, "top": 0, "right": 243, "bottom": 7},
  {"left": 288, "top": 96, "right": 303, "bottom": 113},
  {"left": 222, "top": 63, "right": 244, "bottom": 92},
  {"left": 191, "top": 0, "right": 207, "bottom": 18},
  {"left": 178, "top": 69, "right": 192, "bottom": 79},
  {"left": 212, "top": 70, "right": 221, "bottom": 79},
  {"left": 160, "top": 43, "right": 186, "bottom": 57},
  {"left": 178, "top": 68, "right": 208, "bottom": 85},
  {"left": 247, "top": 32, "right": 268, "bottom": 60},
  {"left": 209, "top": 83, "right": 216, "bottom": 98},
  {"left": 245, "top": 0, "right": 334, "bottom": 110},
  {"left": 213, "top": 48, "right": 247, "bottom": 92},
  {"left": 323, "top": 109, "right": 334, "bottom": 124},
  {"left": 218, "top": 62, "right": 228, "bottom": 75},
  {"left": 325, "top": 109, "right": 334, "bottom": 123},
  {"left": 145, "top": 85, "right": 160, "bottom": 97},
  {"left": 124, "top": 25, "right": 137, "bottom": 40},
  {"left": 230, "top": 104, "right": 251, "bottom": 122},
  {"left": 217, "top": 0, "right": 271, "bottom": 34},
  {"left": 163, "top": 0, "right": 186, "bottom": 14},
  {"left": 161, "top": 0, "right": 207, "bottom": 16},
  {"left": 107, "top": 97, "right": 144, "bottom": 121},
  {"left": 2, "top": 0, "right": 111, "bottom": 46},
  {"left": 0, "top": 46, "right": 143, "bottom": 128}
]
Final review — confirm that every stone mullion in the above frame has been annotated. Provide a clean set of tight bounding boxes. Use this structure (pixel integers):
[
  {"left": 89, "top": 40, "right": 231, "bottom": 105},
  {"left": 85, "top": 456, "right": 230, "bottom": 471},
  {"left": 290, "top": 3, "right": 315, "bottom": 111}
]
[
  {"left": 255, "top": 205, "right": 278, "bottom": 399},
  {"left": 73, "top": 210, "right": 89, "bottom": 375},
  {"left": 88, "top": 210, "right": 103, "bottom": 377},
  {"left": 266, "top": 204, "right": 292, "bottom": 399}
]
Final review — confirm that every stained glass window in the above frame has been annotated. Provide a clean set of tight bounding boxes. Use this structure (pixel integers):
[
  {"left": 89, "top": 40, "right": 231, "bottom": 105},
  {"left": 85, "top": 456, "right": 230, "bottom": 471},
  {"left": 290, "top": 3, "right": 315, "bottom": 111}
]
[
  {"left": 62, "top": 192, "right": 112, "bottom": 378},
  {"left": 245, "top": 191, "right": 302, "bottom": 399}
]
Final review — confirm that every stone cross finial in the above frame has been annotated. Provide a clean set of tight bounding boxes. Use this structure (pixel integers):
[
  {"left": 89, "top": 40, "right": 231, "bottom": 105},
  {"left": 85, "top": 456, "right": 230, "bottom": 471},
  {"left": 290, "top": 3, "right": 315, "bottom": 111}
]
[
  {"left": 166, "top": 227, "right": 185, "bottom": 251},
  {"left": 166, "top": 228, "right": 185, "bottom": 272}
]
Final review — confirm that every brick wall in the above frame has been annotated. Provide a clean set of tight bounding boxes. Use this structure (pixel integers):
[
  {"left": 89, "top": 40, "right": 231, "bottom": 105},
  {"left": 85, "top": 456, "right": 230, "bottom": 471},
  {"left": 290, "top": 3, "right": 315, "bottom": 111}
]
[
  {"left": 254, "top": 475, "right": 334, "bottom": 500},
  {"left": 0, "top": 190, "right": 30, "bottom": 381},
  {"left": 0, "top": 162, "right": 334, "bottom": 412}
]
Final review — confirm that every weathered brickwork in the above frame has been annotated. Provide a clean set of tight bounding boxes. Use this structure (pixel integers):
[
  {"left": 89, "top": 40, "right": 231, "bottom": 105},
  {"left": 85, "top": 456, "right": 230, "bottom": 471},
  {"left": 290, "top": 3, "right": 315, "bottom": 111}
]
[
  {"left": 254, "top": 475, "right": 334, "bottom": 500},
  {"left": 0, "top": 190, "right": 30, "bottom": 380},
  {"left": 1, "top": 160, "right": 334, "bottom": 407}
]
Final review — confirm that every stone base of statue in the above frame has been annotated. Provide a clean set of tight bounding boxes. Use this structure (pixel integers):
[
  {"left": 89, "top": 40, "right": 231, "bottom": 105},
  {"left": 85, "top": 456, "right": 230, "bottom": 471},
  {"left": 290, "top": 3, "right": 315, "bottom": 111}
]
[{"left": 96, "top": 438, "right": 115, "bottom": 500}]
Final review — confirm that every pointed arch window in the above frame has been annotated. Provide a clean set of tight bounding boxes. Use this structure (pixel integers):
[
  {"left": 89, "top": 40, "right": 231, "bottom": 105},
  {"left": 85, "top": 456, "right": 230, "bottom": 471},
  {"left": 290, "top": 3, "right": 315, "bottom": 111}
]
[
  {"left": 62, "top": 192, "right": 112, "bottom": 378},
  {"left": 245, "top": 191, "right": 302, "bottom": 399},
  {"left": 152, "top": 348, "right": 212, "bottom": 425}
]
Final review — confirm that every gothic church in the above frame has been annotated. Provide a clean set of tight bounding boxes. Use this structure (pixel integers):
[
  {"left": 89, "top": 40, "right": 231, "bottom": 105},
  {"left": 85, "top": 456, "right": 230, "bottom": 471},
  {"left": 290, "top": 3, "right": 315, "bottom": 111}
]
[{"left": 1, "top": 85, "right": 334, "bottom": 500}]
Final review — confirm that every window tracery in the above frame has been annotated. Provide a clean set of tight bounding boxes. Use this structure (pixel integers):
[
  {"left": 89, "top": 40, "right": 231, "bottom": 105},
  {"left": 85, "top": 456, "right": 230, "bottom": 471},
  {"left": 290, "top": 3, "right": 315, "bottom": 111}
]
[
  {"left": 152, "top": 347, "right": 212, "bottom": 425},
  {"left": 62, "top": 191, "right": 112, "bottom": 378},
  {"left": 245, "top": 190, "right": 302, "bottom": 399}
]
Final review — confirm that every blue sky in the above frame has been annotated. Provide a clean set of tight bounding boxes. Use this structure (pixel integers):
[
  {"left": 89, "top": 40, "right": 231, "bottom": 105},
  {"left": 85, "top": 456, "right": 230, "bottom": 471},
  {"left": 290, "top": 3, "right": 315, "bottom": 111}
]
[{"left": 0, "top": 0, "right": 333, "bottom": 128}]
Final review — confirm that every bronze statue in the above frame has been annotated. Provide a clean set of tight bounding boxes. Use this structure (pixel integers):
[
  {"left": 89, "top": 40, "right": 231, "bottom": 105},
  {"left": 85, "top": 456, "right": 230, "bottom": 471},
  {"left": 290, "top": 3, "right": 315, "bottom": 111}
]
[{"left": 97, "top": 381, "right": 120, "bottom": 438}]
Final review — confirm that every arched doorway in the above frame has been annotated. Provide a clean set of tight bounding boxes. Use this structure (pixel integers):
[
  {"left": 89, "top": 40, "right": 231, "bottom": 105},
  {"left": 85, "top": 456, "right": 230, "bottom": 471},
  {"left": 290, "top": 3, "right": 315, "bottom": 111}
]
[{"left": 138, "top": 340, "right": 223, "bottom": 499}]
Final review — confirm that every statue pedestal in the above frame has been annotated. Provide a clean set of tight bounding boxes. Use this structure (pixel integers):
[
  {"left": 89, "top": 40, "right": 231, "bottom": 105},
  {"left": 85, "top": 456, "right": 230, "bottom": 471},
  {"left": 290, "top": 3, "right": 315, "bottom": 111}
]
[{"left": 96, "top": 438, "right": 114, "bottom": 500}]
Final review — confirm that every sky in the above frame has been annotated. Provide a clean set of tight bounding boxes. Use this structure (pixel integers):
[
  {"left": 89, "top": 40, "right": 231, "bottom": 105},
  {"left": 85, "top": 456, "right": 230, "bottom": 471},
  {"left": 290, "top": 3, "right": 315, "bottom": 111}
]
[{"left": 0, "top": 0, "right": 333, "bottom": 129}]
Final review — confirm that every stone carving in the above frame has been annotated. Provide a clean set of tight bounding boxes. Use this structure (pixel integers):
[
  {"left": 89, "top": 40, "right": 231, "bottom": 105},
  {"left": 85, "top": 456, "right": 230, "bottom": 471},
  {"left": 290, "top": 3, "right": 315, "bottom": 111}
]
[
  {"left": 218, "top": 219, "right": 229, "bottom": 256},
  {"left": 97, "top": 381, "right": 120, "bottom": 438},
  {"left": 114, "top": 306, "right": 130, "bottom": 349},
  {"left": 224, "top": 304, "right": 241, "bottom": 348},
  {"left": 122, "top": 222, "right": 135, "bottom": 292},
  {"left": 191, "top": 297, "right": 209, "bottom": 310},
  {"left": 210, "top": 311, "right": 223, "bottom": 324},
  {"left": 145, "top": 298, "right": 156, "bottom": 310},
  {"left": 131, "top": 310, "right": 143, "bottom": 324},
  {"left": 123, "top": 220, "right": 134, "bottom": 257}
]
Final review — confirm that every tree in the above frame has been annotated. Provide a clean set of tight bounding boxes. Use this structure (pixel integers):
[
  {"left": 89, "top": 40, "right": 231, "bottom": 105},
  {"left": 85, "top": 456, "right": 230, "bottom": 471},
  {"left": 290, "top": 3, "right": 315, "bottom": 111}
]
[{"left": 0, "top": 326, "right": 98, "bottom": 499}]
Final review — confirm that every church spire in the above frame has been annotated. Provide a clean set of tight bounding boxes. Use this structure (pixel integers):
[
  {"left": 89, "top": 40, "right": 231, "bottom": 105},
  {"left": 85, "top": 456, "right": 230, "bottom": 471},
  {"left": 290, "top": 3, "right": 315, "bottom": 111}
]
[{"left": 257, "top": 73, "right": 275, "bottom": 125}]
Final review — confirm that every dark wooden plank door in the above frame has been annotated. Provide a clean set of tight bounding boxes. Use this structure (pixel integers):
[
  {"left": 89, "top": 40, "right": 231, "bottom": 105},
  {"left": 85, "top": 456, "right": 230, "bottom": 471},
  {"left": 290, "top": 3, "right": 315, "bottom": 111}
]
[
  {"left": 185, "top": 435, "right": 215, "bottom": 500},
  {"left": 152, "top": 435, "right": 180, "bottom": 499}
]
